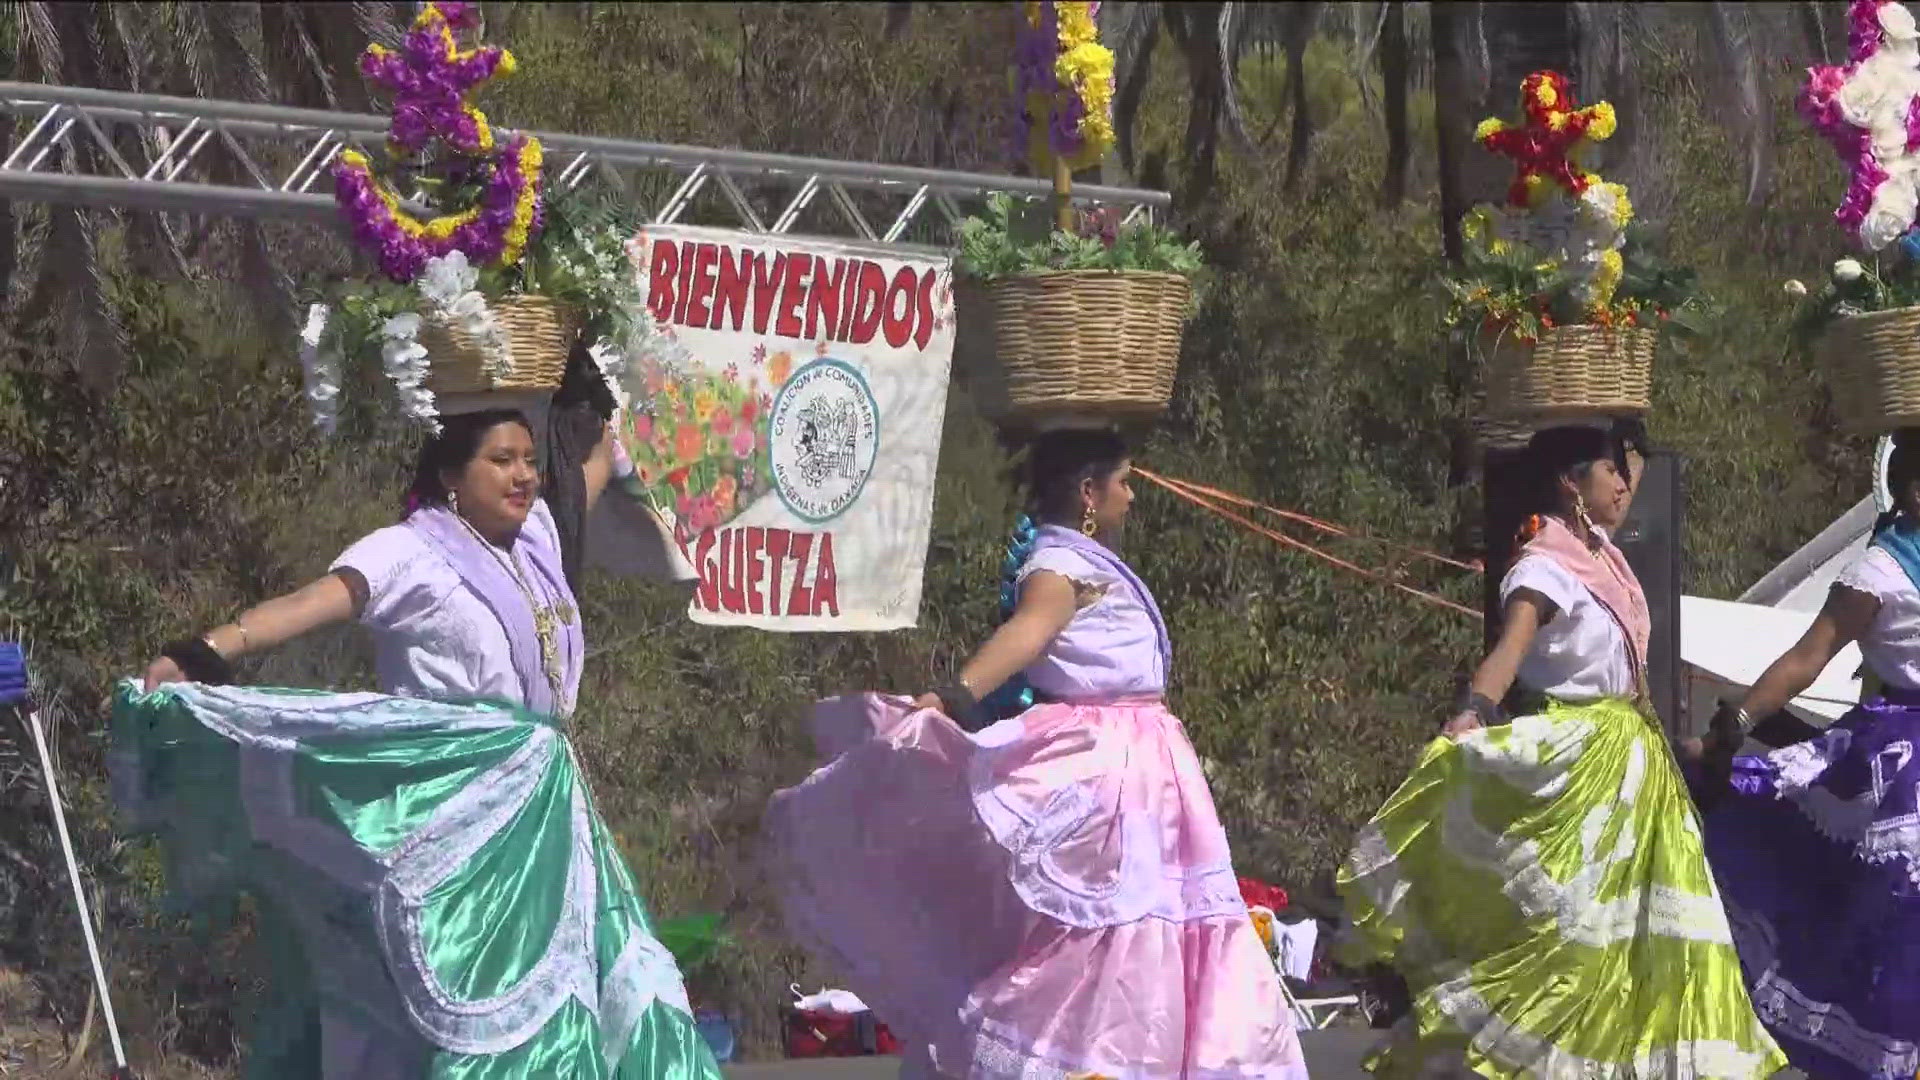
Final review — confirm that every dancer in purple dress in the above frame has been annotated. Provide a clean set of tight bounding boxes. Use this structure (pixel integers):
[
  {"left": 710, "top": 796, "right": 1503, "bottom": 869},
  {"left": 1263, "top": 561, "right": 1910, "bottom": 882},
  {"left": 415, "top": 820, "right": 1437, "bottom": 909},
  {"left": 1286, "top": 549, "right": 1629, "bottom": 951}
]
[
  {"left": 764, "top": 429, "right": 1309, "bottom": 1079},
  {"left": 1688, "top": 428, "right": 1920, "bottom": 1080}
]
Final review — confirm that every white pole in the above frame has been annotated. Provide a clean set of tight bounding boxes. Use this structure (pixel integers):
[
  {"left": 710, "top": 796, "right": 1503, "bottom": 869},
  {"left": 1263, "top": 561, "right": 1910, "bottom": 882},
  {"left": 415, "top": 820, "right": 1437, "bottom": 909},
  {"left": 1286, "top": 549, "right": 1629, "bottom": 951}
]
[{"left": 24, "top": 708, "right": 129, "bottom": 1070}]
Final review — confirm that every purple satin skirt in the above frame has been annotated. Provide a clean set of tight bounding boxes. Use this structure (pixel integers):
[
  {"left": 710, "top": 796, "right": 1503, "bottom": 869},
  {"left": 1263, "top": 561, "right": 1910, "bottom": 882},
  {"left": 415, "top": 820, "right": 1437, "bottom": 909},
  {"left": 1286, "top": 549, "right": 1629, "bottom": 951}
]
[{"left": 1701, "top": 687, "right": 1920, "bottom": 1080}]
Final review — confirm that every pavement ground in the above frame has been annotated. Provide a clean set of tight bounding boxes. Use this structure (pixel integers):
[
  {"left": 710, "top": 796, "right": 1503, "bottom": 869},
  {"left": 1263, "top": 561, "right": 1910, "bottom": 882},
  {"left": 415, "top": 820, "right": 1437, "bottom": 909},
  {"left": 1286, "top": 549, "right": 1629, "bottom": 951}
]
[{"left": 722, "top": 1027, "right": 1386, "bottom": 1078}]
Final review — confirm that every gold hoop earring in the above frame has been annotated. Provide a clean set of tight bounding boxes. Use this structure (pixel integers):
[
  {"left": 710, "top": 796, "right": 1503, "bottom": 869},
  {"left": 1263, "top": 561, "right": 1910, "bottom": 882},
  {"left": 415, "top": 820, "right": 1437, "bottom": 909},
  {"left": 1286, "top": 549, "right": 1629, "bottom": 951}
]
[
  {"left": 1080, "top": 504, "right": 1098, "bottom": 537},
  {"left": 1573, "top": 493, "right": 1595, "bottom": 534}
]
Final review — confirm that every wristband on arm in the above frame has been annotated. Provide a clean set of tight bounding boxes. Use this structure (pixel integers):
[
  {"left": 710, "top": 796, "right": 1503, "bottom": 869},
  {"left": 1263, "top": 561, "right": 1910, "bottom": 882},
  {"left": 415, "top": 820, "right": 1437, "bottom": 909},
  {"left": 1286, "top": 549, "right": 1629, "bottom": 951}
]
[
  {"left": 160, "top": 637, "right": 235, "bottom": 686},
  {"left": 1448, "top": 688, "right": 1505, "bottom": 729},
  {"left": 1708, "top": 701, "right": 1752, "bottom": 754},
  {"left": 934, "top": 681, "right": 987, "bottom": 728}
]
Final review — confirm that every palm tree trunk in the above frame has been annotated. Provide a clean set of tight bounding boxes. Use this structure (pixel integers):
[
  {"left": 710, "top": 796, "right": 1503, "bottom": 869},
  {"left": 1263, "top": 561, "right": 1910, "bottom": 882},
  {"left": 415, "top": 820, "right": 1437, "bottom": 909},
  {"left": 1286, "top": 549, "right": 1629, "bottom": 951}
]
[
  {"left": 1281, "top": 26, "right": 1314, "bottom": 192},
  {"left": 1378, "top": 0, "right": 1410, "bottom": 207},
  {"left": 1430, "top": 1, "right": 1471, "bottom": 264},
  {"left": 1170, "top": 2, "right": 1228, "bottom": 207}
]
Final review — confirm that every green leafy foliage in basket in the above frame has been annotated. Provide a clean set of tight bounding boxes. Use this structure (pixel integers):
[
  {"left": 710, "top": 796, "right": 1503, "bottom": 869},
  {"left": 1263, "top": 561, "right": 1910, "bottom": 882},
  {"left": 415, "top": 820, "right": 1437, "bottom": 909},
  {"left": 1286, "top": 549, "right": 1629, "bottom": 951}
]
[
  {"left": 952, "top": 193, "right": 1205, "bottom": 286},
  {"left": 1442, "top": 221, "right": 1707, "bottom": 350},
  {"left": 1785, "top": 254, "right": 1920, "bottom": 350}
]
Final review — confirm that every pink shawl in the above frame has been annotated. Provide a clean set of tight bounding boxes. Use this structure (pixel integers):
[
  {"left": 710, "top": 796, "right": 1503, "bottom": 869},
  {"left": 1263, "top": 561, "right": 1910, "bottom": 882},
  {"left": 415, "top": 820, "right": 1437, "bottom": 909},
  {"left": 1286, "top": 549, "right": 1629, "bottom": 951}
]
[{"left": 1518, "top": 514, "right": 1651, "bottom": 681}]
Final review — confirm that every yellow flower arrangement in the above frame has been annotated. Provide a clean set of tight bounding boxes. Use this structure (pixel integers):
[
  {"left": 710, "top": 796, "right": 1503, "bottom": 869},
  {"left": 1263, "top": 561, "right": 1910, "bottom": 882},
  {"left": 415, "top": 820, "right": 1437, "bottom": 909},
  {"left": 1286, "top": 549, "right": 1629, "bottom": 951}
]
[
  {"left": 1016, "top": 2, "right": 1115, "bottom": 175},
  {"left": 500, "top": 136, "right": 543, "bottom": 268}
]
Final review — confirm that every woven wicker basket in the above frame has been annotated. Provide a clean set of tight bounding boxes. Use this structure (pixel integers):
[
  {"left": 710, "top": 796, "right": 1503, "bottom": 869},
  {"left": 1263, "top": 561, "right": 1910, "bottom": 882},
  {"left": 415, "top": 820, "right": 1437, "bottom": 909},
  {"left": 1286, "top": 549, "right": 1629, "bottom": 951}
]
[
  {"left": 422, "top": 295, "right": 583, "bottom": 394},
  {"left": 1479, "top": 323, "right": 1656, "bottom": 421},
  {"left": 1819, "top": 305, "right": 1920, "bottom": 435},
  {"left": 954, "top": 269, "right": 1191, "bottom": 424}
]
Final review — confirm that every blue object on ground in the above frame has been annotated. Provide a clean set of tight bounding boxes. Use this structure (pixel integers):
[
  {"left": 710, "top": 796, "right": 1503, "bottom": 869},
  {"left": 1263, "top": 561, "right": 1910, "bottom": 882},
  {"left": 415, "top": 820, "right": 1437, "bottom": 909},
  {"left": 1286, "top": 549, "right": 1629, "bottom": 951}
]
[
  {"left": 694, "top": 1011, "right": 736, "bottom": 1062},
  {"left": 0, "top": 642, "right": 27, "bottom": 707}
]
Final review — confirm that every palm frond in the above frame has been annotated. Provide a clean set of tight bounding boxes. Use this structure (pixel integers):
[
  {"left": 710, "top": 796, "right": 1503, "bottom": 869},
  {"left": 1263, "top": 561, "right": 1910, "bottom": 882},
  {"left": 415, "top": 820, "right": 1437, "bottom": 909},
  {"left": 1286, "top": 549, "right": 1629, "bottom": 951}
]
[
  {"left": 1103, "top": 1, "right": 1164, "bottom": 175},
  {"left": 262, "top": 2, "right": 339, "bottom": 110},
  {"left": 210, "top": 3, "right": 272, "bottom": 104},
  {"left": 353, "top": 1, "right": 403, "bottom": 51},
  {"left": 1219, "top": 1, "right": 1251, "bottom": 148},
  {"left": 18, "top": 206, "right": 127, "bottom": 389},
  {"left": 105, "top": 2, "right": 156, "bottom": 90},
  {"left": 14, "top": 1, "right": 62, "bottom": 82},
  {"left": 1703, "top": 0, "right": 1773, "bottom": 207}
]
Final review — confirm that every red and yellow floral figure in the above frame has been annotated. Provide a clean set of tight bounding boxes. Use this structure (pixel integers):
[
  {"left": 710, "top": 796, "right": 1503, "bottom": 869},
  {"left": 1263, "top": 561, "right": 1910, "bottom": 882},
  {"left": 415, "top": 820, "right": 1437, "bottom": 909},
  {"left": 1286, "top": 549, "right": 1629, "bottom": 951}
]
[{"left": 1475, "top": 70, "right": 1619, "bottom": 209}]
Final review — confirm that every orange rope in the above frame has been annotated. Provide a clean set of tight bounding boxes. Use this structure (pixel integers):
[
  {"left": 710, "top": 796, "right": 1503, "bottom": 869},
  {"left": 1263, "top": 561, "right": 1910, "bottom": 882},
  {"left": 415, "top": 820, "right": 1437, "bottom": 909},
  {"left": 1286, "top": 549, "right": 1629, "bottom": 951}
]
[
  {"left": 1133, "top": 467, "right": 1481, "bottom": 620},
  {"left": 1134, "top": 467, "right": 1483, "bottom": 573}
]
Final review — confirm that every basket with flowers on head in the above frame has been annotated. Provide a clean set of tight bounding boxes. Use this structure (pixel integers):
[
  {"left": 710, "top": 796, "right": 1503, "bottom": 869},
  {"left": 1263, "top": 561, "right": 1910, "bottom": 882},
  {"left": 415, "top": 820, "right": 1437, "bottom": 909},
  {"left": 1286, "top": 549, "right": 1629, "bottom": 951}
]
[
  {"left": 298, "top": 0, "right": 684, "bottom": 436},
  {"left": 1789, "top": 0, "right": 1920, "bottom": 435},
  {"left": 1444, "top": 70, "right": 1702, "bottom": 428},
  {"left": 950, "top": 1, "right": 1204, "bottom": 432}
]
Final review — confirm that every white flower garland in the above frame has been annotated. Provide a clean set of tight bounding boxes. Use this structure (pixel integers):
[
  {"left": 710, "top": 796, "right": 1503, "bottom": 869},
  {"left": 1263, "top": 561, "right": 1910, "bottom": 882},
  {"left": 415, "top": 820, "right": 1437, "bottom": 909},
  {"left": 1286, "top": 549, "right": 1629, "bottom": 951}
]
[
  {"left": 297, "top": 302, "right": 342, "bottom": 435},
  {"left": 418, "top": 251, "right": 515, "bottom": 383},
  {"left": 378, "top": 312, "right": 439, "bottom": 435},
  {"left": 301, "top": 239, "right": 687, "bottom": 436}
]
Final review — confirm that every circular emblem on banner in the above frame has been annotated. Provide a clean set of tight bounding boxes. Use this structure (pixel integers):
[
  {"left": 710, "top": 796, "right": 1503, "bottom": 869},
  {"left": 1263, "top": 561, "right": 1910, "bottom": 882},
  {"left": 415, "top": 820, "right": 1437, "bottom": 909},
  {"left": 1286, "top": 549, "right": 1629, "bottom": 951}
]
[{"left": 768, "top": 358, "right": 880, "bottom": 524}]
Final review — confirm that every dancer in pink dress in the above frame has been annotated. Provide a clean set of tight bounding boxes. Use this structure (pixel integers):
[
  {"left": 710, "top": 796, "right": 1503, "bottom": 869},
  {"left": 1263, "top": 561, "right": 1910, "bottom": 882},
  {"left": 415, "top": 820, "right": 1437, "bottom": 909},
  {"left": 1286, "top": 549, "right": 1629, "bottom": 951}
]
[{"left": 764, "top": 429, "right": 1309, "bottom": 1079}]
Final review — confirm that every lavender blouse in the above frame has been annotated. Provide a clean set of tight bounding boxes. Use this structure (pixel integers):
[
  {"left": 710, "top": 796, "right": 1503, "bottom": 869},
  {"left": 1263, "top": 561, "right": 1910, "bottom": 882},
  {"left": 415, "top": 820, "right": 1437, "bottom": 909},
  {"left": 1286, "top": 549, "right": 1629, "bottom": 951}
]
[
  {"left": 1015, "top": 545, "right": 1169, "bottom": 700},
  {"left": 331, "top": 499, "right": 580, "bottom": 714}
]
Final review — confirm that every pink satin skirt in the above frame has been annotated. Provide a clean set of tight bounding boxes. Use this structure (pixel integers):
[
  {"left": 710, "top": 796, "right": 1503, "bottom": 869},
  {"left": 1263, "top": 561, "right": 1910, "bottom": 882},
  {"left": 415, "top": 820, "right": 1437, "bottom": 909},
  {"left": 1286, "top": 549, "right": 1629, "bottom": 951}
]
[{"left": 763, "top": 694, "right": 1310, "bottom": 1079}]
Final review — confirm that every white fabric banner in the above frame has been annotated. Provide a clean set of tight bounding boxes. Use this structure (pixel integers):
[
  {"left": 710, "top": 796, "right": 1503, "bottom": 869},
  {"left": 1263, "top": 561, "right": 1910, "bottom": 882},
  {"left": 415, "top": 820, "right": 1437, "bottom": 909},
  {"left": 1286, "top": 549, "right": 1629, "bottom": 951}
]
[{"left": 610, "top": 225, "right": 956, "bottom": 631}]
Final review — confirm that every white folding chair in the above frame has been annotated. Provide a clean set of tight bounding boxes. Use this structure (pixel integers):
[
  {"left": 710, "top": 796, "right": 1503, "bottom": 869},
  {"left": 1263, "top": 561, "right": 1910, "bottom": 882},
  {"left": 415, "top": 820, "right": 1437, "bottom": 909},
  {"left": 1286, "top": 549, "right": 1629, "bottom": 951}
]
[{"left": 1273, "top": 914, "right": 1362, "bottom": 1030}]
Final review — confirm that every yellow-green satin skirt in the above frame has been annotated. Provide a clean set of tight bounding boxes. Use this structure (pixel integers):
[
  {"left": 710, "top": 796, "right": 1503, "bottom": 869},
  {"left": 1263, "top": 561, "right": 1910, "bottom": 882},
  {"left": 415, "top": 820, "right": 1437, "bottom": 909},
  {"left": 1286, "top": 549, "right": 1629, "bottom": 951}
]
[{"left": 1336, "top": 698, "right": 1787, "bottom": 1079}]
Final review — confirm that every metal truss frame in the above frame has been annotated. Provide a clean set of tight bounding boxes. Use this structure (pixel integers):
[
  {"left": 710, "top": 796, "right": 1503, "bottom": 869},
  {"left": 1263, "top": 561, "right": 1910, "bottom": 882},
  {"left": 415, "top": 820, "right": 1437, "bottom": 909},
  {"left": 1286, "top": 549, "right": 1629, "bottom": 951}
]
[{"left": 0, "top": 81, "right": 1169, "bottom": 252}]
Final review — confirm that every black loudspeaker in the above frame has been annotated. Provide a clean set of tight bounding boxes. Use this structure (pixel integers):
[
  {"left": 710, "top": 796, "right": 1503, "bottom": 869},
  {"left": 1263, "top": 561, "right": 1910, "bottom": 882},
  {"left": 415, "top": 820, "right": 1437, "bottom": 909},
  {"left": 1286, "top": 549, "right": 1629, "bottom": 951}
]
[{"left": 1612, "top": 452, "right": 1683, "bottom": 739}]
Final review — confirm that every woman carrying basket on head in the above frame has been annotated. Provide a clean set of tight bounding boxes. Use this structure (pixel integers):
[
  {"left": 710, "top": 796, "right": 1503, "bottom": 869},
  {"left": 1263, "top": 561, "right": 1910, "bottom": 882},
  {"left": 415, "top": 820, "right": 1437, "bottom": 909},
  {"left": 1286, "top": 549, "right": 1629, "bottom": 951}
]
[
  {"left": 1336, "top": 424, "right": 1784, "bottom": 1079},
  {"left": 763, "top": 428, "right": 1309, "bottom": 1079},
  {"left": 1683, "top": 428, "right": 1920, "bottom": 1080},
  {"left": 117, "top": 388, "right": 720, "bottom": 1079}
]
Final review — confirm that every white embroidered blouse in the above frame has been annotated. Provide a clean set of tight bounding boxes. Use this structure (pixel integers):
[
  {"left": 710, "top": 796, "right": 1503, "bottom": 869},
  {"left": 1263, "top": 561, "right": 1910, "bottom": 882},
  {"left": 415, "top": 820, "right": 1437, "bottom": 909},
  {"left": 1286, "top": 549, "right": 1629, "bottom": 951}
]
[
  {"left": 1501, "top": 544, "right": 1636, "bottom": 703},
  {"left": 330, "top": 499, "right": 578, "bottom": 713},
  {"left": 1837, "top": 545, "right": 1920, "bottom": 692}
]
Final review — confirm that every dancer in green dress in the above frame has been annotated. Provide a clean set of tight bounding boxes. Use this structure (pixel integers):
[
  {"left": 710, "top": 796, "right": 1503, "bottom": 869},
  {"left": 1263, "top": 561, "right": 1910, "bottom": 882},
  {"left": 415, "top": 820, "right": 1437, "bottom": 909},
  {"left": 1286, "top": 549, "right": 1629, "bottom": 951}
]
[
  {"left": 117, "top": 405, "right": 720, "bottom": 1079},
  {"left": 1337, "top": 425, "right": 1785, "bottom": 1079}
]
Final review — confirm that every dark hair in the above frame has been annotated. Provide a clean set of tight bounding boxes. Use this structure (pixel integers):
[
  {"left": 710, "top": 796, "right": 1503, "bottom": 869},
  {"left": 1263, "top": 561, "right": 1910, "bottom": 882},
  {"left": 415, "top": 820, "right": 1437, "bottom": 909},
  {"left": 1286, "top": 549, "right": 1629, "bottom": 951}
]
[
  {"left": 1874, "top": 426, "right": 1920, "bottom": 534},
  {"left": 970, "top": 428, "right": 1130, "bottom": 729},
  {"left": 1022, "top": 428, "right": 1131, "bottom": 525},
  {"left": 1517, "top": 425, "right": 1622, "bottom": 520},
  {"left": 405, "top": 409, "right": 534, "bottom": 511}
]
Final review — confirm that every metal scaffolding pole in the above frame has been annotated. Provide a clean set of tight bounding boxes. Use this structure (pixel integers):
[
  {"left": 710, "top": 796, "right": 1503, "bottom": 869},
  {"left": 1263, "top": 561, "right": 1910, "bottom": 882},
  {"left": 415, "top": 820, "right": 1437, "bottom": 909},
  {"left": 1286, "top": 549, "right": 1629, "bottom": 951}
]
[{"left": 0, "top": 81, "right": 1169, "bottom": 250}]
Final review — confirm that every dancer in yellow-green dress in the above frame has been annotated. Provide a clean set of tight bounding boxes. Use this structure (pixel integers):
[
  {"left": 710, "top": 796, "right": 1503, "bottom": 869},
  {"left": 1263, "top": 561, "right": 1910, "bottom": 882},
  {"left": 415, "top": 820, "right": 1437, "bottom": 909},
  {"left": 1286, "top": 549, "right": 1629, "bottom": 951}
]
[{"left": 1337, "top": 425, "right": 1785, "bottom": 1079}]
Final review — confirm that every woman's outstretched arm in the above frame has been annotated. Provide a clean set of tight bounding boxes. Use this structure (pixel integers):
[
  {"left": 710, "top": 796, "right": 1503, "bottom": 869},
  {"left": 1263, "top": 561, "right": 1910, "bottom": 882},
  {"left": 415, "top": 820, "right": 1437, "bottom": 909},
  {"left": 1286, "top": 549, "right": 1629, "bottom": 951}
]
[
  {"left": 915, "top": 570, "right": 1079, "bottom": 712},
  {"left": 1736, "top": 583, "right": 1878, "bottom": 729},
  {"left": 1442, "top": 590, "right": 1551, "bottom": 739},
  {"left": 141, "top": 571, "right": 361, "bottom": 690}
]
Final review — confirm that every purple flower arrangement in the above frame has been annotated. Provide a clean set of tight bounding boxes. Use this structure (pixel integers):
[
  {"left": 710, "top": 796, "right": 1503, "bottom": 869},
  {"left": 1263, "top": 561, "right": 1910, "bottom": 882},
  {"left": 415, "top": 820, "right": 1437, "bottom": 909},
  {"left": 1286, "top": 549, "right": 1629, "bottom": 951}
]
[
  {"left": 360, "top": 0, "right": 512, "bottom": 156},
  {"left": 330, "top": 1, "right": 542, "bottom": 284}
]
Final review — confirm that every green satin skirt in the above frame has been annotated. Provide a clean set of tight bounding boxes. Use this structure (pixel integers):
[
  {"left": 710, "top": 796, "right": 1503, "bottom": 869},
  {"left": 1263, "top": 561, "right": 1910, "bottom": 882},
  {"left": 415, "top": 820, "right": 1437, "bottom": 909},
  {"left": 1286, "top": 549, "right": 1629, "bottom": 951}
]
[
  {"left": 1336, "top": 698, "right": 1787, "bottom": 1079},
  {"left": 111, "top": 681, "right": 720, "bottom": 1080}
]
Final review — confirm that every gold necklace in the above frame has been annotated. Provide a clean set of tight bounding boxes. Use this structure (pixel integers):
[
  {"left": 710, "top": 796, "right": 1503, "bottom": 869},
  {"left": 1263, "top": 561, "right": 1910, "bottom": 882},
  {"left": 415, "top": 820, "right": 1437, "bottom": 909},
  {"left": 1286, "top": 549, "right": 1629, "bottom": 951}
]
[{"left": 455, "top": 515, "right": 572, "bottom": 712}]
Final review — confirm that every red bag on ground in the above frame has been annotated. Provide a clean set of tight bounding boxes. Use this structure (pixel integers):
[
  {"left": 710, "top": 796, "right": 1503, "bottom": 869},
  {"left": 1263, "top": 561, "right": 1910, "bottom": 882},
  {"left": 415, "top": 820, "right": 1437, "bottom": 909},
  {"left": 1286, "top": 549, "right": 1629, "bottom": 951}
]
[
  {"left": 783, "top": 987, "right": 901, "bottom": 1058},
  {"left": 1238, "top": 876, "right": 1289, "bottom": 913}
]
